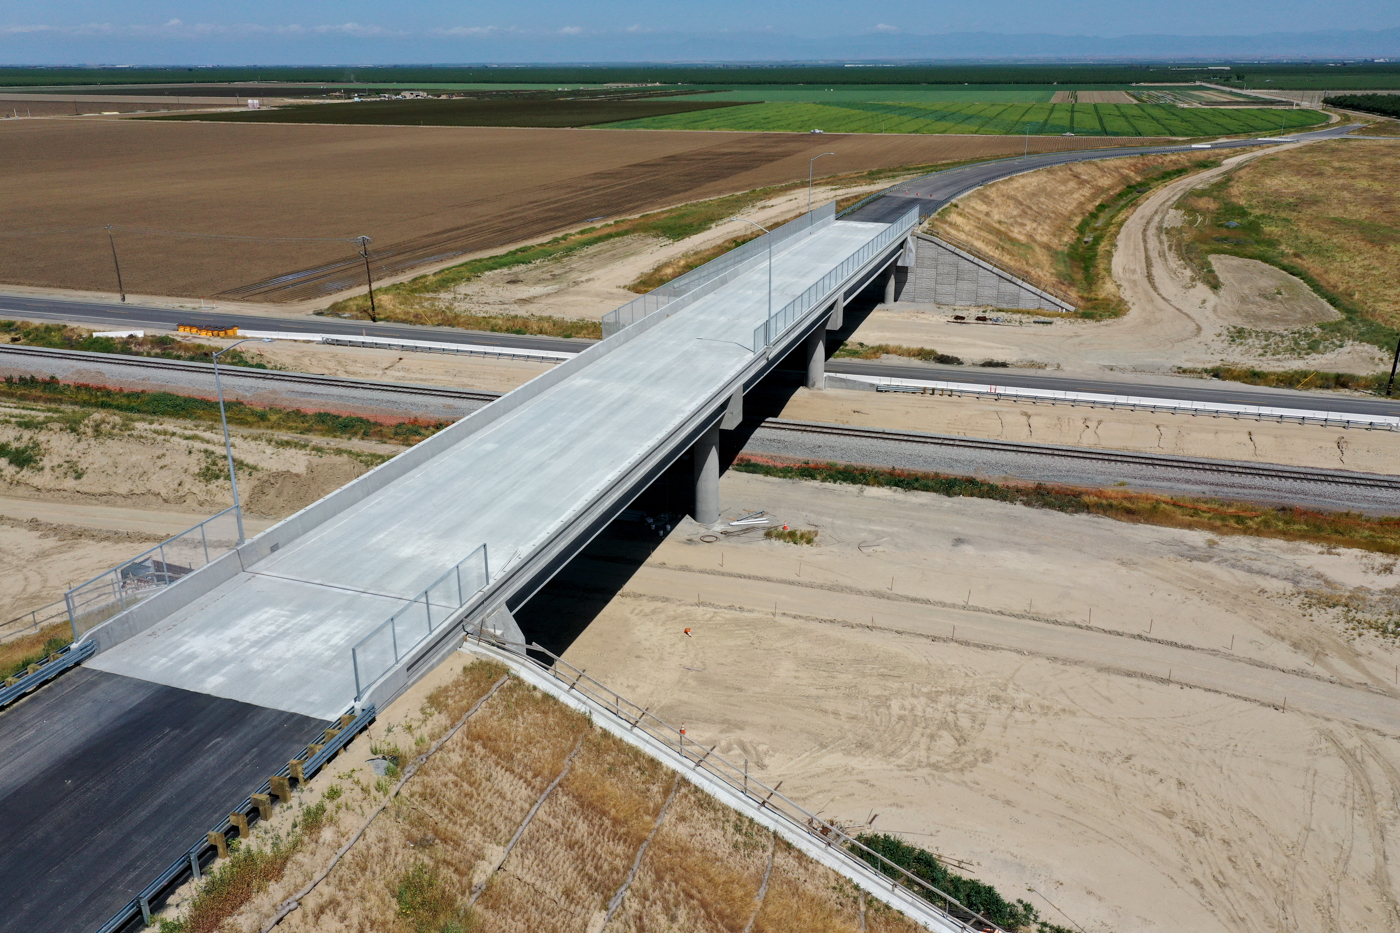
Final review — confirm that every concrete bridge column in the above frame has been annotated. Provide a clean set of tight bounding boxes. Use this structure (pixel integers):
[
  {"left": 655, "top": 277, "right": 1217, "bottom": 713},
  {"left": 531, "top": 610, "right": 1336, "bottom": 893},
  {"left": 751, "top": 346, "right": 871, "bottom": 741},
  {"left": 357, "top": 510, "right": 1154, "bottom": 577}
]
[
  {"left": 884, "top": 266, "right": 896, "bottom": 305},
  {"left": 805, "top": 326, "right": 825, "bottom": 389},
  {"left": 826, "top": 291, "right": 844, "bottom": 331},
  {"left": 692, "top": 422, "right": 720, "bottom": 525}
]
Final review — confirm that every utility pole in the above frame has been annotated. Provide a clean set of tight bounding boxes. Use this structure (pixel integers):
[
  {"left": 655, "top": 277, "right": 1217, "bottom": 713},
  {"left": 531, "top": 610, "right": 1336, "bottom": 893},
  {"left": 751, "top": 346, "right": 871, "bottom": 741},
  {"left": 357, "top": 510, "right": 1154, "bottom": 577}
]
[
  {"left": 1387, "top": 336, "right": 1400, "bottom": 397},
  {"left": 106, "top": 225, "right": 126, "bottom": 302},
  {"left": 355, "top": 235, "right": 378, "bottom": 322}
]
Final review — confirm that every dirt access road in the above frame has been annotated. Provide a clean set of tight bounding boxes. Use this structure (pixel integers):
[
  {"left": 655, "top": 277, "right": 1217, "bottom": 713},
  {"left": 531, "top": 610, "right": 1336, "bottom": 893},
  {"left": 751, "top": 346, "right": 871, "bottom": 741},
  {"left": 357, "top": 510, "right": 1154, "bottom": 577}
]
[{"left": 561, "top": 472, "right": 1400, "bottom": 933}]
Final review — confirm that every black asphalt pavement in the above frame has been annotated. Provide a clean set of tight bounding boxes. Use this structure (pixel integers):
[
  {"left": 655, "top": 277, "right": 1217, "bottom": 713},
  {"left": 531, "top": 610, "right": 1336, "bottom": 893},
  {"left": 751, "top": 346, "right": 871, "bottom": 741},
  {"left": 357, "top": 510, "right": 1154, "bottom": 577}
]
[
  {"left": 0, "top": 668, "right": 323, "bottom": 933},
  {"left": 0, "top": 293, "right": 589, "bottom": 356}
]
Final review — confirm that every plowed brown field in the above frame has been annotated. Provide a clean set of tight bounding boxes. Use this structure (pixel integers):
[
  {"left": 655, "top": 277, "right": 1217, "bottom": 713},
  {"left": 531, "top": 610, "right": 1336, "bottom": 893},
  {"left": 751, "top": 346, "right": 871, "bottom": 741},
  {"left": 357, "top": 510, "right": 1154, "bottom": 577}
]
[{"left": 0, "top": 118, "right": 1168, "bottom": 303}]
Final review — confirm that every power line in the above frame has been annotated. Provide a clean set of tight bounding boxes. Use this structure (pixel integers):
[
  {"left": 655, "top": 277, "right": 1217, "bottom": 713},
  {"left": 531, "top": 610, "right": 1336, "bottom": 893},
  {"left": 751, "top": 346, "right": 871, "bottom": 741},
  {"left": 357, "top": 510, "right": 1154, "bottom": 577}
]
[{"left": 0, "top": 224, "right": 360, "bottom": 243}]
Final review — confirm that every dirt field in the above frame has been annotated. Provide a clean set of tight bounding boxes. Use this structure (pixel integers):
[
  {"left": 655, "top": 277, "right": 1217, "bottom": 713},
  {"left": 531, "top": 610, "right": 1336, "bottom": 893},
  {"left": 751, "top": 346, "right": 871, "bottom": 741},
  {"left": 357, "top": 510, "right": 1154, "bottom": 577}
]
[
  {"left": 0, "top": 399, "right": 399, "bottom": 621},
  {"left": 561, "top": 471, "right": 1400, "bottom": 933},
  {"left": 0, "top": 117, "right": 1169, "bottom": 305}
]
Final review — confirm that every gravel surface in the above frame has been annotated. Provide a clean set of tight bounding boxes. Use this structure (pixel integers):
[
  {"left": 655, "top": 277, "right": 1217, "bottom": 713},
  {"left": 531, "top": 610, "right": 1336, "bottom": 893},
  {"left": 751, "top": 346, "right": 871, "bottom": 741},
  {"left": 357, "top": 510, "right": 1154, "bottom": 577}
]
[{"left": 739, "top": 420, "right": 1400, "bottom": 514}]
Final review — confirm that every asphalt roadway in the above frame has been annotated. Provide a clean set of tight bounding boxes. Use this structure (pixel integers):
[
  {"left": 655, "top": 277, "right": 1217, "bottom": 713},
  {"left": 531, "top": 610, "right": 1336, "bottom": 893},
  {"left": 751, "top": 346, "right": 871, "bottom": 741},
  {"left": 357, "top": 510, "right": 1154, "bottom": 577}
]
[
  {"left": 0, "top": 668, "right": 321, "bottom": 933},
  {"left": 4, "top": 291, "right": 1397, "bottom": 421}
]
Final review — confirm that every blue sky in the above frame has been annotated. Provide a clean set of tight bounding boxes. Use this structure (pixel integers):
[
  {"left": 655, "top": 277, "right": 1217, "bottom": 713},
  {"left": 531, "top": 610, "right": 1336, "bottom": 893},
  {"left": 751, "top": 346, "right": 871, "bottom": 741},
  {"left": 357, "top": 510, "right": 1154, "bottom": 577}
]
[{"left": 3, "top": 2, "right": 1399, "bottom": 64}]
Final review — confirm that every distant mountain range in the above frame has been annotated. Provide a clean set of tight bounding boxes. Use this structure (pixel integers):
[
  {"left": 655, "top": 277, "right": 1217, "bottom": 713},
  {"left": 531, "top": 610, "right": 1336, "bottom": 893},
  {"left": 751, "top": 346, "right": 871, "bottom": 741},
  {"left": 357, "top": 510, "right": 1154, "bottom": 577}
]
[
  {"left": 4, "top": 25, "right": 1398, "bottom": 65},
  {"left": 514, "top": 27, "right": 1400, "bottom": 63}
]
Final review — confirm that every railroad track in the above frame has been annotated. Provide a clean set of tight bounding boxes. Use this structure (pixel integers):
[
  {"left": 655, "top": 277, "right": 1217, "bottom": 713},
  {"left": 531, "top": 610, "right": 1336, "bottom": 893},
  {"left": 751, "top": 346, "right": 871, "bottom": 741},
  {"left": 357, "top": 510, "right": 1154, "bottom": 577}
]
[
  {"left": 7, "top": 346, "right": 1396, "bottom": 493},
  {"left": 757, "top": 419, "right": 1400, "bottom": 492},
  {"left": 0, "top": 345, "right": 501, "bottom": 404}
]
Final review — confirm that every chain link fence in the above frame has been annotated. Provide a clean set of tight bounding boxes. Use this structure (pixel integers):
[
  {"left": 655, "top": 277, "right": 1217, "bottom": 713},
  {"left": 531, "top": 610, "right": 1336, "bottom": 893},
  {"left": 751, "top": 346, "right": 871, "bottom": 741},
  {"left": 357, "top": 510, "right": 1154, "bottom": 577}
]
[{"left": 64, "top": 506, "right": 242, "bottom": 639}]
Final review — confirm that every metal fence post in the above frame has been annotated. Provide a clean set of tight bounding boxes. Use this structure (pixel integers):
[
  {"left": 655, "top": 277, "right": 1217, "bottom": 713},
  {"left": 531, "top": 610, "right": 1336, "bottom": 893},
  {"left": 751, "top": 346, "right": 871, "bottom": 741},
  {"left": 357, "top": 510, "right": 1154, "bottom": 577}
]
[
  {"left": 65, "top": 592, "right": 78, "bottom": 641},
  {"left": 200, "top": 520, "right": 210, "bottom": 564},
  {"left": 352, "top": 648, "right": 362, "bottom": 700},
  {"left": 390, "top": 616, "right": 399, "bottom": 661}
]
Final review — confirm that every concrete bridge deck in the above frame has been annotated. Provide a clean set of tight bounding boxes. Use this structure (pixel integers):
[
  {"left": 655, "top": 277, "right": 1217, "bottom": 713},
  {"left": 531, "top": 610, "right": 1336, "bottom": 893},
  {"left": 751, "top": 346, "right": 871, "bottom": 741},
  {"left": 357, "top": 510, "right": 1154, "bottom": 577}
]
[{"left": 87, "top": 215, "right": 898, "bottom": 720}]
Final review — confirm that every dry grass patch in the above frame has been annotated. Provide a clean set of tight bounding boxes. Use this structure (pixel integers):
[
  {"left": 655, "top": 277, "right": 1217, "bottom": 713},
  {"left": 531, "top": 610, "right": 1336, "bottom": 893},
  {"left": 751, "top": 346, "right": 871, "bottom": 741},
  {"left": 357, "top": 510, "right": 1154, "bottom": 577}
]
[
  {"left": 931, "top": 152, "right": 1225, "bottom": 315},
  {"left": 0, "top": 621, "right": 71, "bottom": 680},
  {"left": 1175, "top": 139, "right": 1400, "bottom": 338},
  {"left": 177, "top": 657, "right": 947, "bottom": 933}
]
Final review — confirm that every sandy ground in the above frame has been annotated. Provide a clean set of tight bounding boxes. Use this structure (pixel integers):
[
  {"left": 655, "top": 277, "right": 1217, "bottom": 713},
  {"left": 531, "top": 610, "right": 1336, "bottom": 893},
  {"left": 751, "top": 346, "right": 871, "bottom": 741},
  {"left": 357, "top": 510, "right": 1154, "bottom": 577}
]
[
  {"left": 426, "top": 179, "right": 900, "bottom": 323},
  {"left": 0, "top": 403, "right": 398, "bottom": 620},
  {"left": 779, "top": 386, "right": 1400, "bottom": 473},
  {"left": 561, "top": 470, "right": 1400, "bottom": 933},
  {"left": 248, "top": 341, "right": 554, "bottom": 392},
  {"left": 858, "top": 143, "right": 1388, "bottom": 376}
]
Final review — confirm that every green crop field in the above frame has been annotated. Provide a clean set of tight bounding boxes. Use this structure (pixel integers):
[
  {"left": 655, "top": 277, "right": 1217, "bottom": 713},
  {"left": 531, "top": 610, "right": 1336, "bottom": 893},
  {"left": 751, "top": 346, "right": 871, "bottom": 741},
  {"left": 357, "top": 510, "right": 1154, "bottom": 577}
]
[{"left": 603, "top": 101, "right": 1327, "bottom": 137}]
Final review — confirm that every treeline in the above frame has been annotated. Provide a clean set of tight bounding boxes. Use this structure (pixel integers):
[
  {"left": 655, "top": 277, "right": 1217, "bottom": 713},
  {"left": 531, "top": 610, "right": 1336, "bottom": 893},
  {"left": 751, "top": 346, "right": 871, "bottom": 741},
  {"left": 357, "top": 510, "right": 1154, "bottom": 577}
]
[{"left": 1324, "top": 93, "right": 1400, "bottom": 118}]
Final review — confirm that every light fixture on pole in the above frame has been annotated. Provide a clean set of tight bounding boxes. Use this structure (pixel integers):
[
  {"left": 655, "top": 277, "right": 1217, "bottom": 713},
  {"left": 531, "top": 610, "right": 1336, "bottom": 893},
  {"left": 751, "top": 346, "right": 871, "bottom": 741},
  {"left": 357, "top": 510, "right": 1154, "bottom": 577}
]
[
  {"left": 212, "top": 337, "right": 274, "bottom": 543},
  {"left": 730, "top": 217, "right": 772, "bottom": 345},
  {"left": 808, "top": 152, "right": 835, "bottom": 212}
]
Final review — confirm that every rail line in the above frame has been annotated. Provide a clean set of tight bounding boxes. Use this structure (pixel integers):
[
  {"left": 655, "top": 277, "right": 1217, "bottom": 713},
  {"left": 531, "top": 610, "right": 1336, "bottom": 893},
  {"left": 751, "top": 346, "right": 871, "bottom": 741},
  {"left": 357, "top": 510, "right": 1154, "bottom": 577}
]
[
  {"left": 0, "top": 346, "right": 500, "bottom": 403},
  {"left": 755, "top": 419, "right": 1400, "bottom": 492},
  {"left": 6, "top": 346, "right": 1395, "bottom": 494}
]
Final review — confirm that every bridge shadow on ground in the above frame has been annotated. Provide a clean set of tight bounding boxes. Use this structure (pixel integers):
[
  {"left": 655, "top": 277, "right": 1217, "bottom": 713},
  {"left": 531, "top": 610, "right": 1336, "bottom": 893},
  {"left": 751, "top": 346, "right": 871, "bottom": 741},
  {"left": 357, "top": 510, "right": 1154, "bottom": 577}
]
[{"left": 518, "top": 281, "right": 886, "bottom": 656}]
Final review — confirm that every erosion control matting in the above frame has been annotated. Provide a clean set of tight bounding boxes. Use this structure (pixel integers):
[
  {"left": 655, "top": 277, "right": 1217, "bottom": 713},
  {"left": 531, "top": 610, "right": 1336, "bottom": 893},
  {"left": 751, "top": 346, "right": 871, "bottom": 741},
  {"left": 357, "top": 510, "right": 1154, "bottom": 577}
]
[{"left": 0, "top": 667, "right": 324, "bottom": 933}]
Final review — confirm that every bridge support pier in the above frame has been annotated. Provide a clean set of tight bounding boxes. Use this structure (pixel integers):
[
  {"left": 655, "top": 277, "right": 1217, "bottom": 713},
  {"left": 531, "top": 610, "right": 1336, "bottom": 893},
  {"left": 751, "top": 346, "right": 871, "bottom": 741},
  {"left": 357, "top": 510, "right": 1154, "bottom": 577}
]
[
  {"left": 805, "top": 326, "right": 825, "bottom": 390},
  {"left": 692, "top": 422, "right": 720, "bottom": 525},
  {"left": 883, "top": 267, "right": 896, "bottom": 305},
  {"left": 826, "top": 291, "right": 844, "bottom": 331}
]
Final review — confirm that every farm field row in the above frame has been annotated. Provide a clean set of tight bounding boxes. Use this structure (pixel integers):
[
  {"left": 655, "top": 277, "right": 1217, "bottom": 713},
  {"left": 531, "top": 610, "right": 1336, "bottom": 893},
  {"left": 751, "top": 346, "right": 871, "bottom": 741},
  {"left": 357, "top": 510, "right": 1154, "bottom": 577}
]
[
  {"left": 684, "top": 84, "right": 1131, "bottom": 103},
  {"left": 606, "top": 101, "right": 1328, "bottom": 136},
  {"left": 0, "top": 118, "right": 1159, "bottom": 302}
]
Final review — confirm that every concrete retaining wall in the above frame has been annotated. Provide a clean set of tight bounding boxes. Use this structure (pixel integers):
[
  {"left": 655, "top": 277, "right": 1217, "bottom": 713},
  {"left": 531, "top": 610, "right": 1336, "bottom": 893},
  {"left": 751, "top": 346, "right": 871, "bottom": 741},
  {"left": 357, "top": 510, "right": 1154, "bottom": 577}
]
[{"left": 902, "top": 232, "right": 1073, "bottom": 311}]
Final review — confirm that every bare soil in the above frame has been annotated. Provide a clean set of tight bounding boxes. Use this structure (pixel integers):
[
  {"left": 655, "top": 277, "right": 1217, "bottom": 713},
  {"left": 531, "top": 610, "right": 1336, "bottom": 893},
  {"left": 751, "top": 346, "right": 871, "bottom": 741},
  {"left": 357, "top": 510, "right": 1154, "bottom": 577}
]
[
  {"left": 0, "top": 117, "right": 1173, "bottom": 305},
  {"left": 562, "top": 470, "right": 1400, "bottom": 933}
]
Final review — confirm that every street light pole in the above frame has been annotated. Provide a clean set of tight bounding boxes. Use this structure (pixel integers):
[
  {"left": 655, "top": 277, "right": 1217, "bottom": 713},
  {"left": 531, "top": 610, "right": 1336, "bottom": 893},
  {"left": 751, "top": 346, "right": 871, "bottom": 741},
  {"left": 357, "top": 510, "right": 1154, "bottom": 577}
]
[
  {"left": 355, "top": 235, "right": 378, "bottom": 323},
  {"left": 731, "top": 217, "right": 772, "bottom": 345},
  {"left": 808, "top": 152, "right": 835, "bottom": 213},
  {"left": 212, "top": 337, "right": 273, "bottom": 543},
  {"left": 105, "top": 225, "right": 126, "bottom": 303}
]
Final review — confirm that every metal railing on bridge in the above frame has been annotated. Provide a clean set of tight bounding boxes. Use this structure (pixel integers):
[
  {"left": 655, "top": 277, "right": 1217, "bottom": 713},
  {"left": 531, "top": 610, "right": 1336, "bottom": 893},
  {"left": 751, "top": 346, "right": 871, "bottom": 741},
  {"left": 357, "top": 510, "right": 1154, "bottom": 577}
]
[
  {"left": 601, "top": 202, "right": 837, "bottom": 337},
  {"left": 351, "top": 544, "right": 490, "bottom": 700},
  {"left": 753, "top": 206, "right": 920, "bottom": 352},
  {"left": 63, "top": 506, "right": 242, "bottom": 639}
]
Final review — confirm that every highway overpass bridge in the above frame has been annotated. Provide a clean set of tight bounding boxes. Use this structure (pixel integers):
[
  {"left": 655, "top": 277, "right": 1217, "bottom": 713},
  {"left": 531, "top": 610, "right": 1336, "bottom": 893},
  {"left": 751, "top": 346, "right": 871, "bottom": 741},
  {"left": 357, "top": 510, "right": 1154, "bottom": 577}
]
[{"left": 0, "top": 201, "right": 919, "bottom": 932}]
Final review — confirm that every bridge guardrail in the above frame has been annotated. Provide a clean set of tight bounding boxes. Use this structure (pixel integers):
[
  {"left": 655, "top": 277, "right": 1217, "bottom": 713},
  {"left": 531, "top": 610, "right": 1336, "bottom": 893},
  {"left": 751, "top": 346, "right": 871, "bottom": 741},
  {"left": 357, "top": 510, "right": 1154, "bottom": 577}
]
[
  {"left": 94, "top": 702, "right": 376, "bottom": 933},
  {"left": 65, "top": 506, "right": 242, "bottom": 640},
  {"left": 351, "top": 544, "right": 489, "bottom": 700},
  {"left": 0, "top": 640, "right": 94, "bottom": 711},
  {"left": 470, "top": 634, "right": 1007, "bottom": 933},
  {"left": 602, "top": 202, "right": 836, "bottom": 337},
  {"left": 754, "top": 206, "right": 920, "bottom": 352}
]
